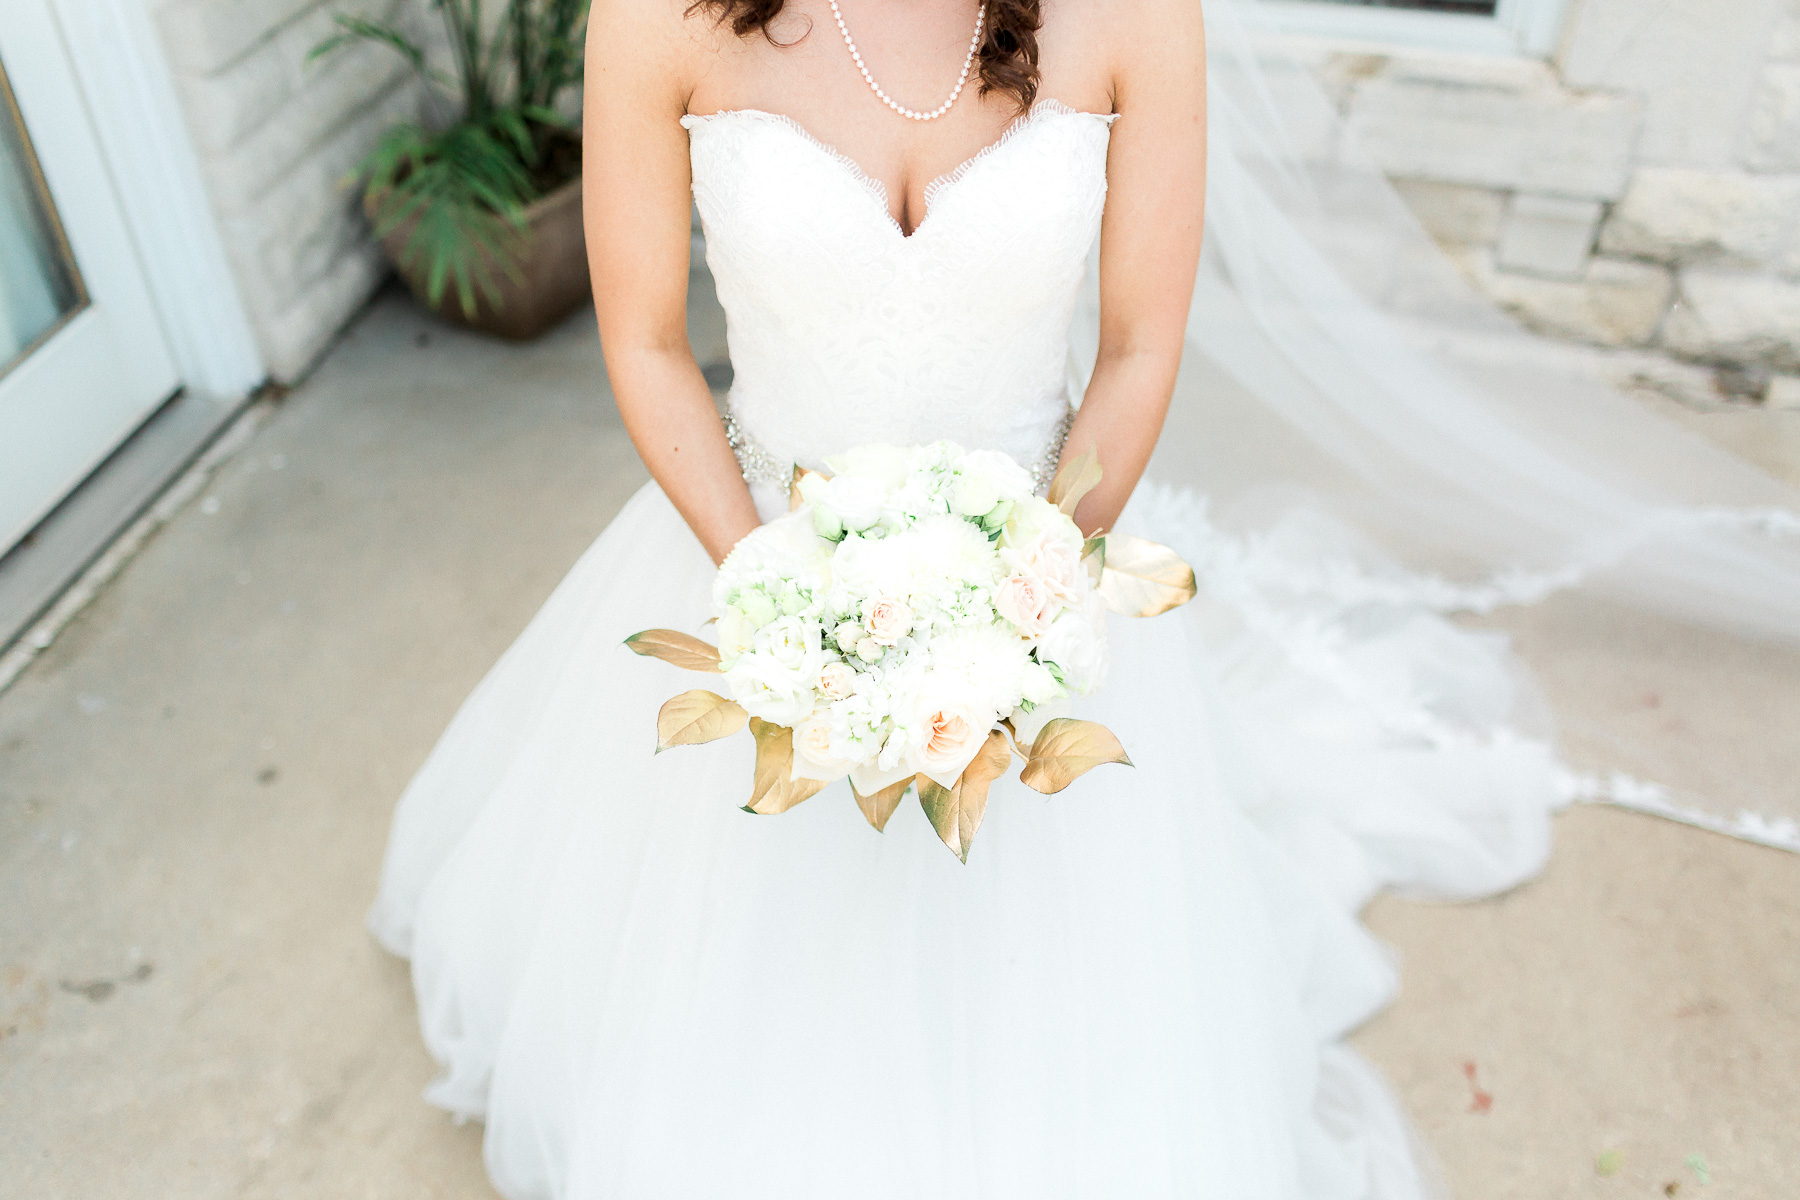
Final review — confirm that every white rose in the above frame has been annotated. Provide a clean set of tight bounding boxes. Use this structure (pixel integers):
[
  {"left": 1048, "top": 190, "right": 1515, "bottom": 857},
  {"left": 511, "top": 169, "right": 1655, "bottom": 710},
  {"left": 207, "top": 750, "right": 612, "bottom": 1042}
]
[
  {"left": 1000, "top": 495, "right": 1083, "bottom": 553},
  {"left": 722, "top": 651, "right": 815, "bottom": 726},
  {"left": 795, "top": 471, "right": 832, "bottom": 508},
  {"left": 824, "top": 475, "right": 887, "bottom": 532},
  {"left": 949, "top": 472, "right": 1000, "bottom": 519},
  {"left": 1035, "top": 591, "right": 1109, "bottom": 694},
  {"left": 833, "top": 620, "right": 864, "bottom": 652},
  {"left": 856, "top": 637, "right": 884, "bottom": 663},
  {"left": 759, "top": 616, "right": 823, "bottom": 682},
  {"left": 817, "top": 660, "right": 856, "bottom": 700},
  {"left": 959, "top": 449, "right": 1034, "bottom": 502},
  {"left": 717, "top": 606, "right": 757, "bottom": 663},
  {"left": 791, "top": 712, "right": 857, "bottom": 782},
  {"left": 1019, "top": 660, "right": 1063, "bottom": 706}
]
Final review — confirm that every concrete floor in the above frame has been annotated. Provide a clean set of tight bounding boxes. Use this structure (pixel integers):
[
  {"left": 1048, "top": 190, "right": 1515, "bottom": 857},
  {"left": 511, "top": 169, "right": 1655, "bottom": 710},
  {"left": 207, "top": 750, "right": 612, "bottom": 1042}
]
[{"left": 1, "top": 289, "right": 1796, "bottom": 1198}]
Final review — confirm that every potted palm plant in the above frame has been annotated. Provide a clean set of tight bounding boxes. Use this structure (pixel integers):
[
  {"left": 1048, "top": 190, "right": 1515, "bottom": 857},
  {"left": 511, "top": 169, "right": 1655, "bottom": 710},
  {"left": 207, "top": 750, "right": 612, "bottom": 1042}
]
[{"left": 313, "top": 0, "right": 591, "bottom": 340}]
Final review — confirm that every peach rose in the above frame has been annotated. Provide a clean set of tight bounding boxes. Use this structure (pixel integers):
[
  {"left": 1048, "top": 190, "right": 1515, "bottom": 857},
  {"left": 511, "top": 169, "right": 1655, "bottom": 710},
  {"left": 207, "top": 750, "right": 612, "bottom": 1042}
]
[
  {"left": 995, "top": 570, "right": 1057, "bottom": 639},
  {"left": 863, "top": 597, "right": 913, "bottom": 646},
  {"left": 917, "top": 704, "right": 987, "bottom": 788},
  {"left": 817, "top": 660, "right": 856, "bottom": 700}
]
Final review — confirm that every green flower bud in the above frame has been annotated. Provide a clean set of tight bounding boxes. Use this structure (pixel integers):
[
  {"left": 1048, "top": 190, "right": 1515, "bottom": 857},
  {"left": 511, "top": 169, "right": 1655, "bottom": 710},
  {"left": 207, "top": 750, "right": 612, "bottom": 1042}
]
[{"left": 740, "top": 590, "right": 777, "bottom": 628}]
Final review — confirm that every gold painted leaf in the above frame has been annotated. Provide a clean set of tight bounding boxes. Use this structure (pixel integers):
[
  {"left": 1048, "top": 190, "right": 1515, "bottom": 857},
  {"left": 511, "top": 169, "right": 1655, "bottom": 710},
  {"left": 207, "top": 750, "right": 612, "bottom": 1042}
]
[
  {"left": 1047, "top": 445, "right": 1102, "bottom": 517},
  {"left": 914, "top": 777, "right": 963, "bottom": 860},
  {"left": 656, "top": 689, "right": 748, "bottom": 752},
  {"left": 1019, "top": 718, "right": 1132, "bottom": 794},
  {"left": 1097, "top": 533, "right": 1198, "bottom": 618},
  {"left": 962, "top": 728, "right": 1013, "bottom": 795},
  {"left": 744, "top": 717, "right": 829, "bottom": 815},
  {"left": 624, "top": 628, "right": 724, "bottom": 672},
  {"left": 852, "top": 776, "right": 912, "bottom": 832},
  {"left": 917, "top": 730, "right": 1012, "bottom": 862}
]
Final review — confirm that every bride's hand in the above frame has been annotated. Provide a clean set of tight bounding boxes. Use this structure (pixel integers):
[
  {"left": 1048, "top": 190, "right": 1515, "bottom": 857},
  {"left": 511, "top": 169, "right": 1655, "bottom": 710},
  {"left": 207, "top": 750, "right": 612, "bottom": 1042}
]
[{"left": 582, "top": 3, "right": 762, "bottom": 567}]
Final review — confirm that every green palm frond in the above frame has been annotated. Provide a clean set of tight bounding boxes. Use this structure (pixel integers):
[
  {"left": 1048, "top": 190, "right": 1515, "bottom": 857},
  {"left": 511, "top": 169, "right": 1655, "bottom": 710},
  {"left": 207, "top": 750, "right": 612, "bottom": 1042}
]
[
  {"left": 313, "top": 0, "right": 591, "bottom": 315},
  {"left": 360, "top": 116, "right": 539, "bottom": 315}
]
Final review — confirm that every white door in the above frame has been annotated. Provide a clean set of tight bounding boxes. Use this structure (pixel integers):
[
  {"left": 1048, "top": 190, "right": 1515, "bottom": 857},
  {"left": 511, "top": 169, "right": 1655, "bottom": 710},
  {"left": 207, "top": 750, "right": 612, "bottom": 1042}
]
[{"left": 0, "top": 0, "right": 179, "bottom": 555}]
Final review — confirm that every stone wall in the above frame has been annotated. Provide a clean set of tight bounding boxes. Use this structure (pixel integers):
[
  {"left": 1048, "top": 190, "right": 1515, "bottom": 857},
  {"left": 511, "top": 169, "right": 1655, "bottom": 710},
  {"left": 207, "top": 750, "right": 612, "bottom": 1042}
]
[
  {"left": 1303, "top": 0, "right": 1800, "bottom": 402},
  {"left": 148, "top": 0, "right": 422, "bottom": 383}
]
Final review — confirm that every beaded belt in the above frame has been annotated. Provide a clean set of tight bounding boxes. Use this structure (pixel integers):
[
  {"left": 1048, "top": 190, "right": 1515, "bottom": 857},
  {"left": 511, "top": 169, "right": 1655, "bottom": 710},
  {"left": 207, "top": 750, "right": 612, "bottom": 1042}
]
[{"left": 723, "top": 404, "right": 1076, "bottom": 496}]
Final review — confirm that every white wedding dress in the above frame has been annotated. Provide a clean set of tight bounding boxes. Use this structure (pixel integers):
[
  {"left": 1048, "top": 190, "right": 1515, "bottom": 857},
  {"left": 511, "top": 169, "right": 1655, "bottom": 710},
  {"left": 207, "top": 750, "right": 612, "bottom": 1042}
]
[{"left": 369, "top": 101, "right": 1570, "bottom": 1199}]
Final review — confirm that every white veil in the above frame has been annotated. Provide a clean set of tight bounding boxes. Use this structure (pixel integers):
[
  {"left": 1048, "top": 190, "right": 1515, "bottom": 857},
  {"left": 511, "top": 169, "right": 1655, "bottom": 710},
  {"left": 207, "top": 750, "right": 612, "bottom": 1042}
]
[{"left": 1072, "top": 0, "right": 1800, "bottom": 848}]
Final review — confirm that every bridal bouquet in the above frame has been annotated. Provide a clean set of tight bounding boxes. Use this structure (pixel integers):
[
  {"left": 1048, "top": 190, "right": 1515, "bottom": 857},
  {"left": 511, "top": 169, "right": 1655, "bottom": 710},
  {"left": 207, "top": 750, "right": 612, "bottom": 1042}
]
[{"left": 626, "top": 441, "right": 1197, "bottom": 860}]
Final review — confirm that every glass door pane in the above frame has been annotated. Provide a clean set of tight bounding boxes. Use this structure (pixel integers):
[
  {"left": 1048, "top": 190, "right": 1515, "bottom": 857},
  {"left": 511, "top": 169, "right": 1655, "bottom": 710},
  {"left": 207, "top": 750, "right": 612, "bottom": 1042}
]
[{"left": 0, "top": 54, "right": 85, "bottom": 375}]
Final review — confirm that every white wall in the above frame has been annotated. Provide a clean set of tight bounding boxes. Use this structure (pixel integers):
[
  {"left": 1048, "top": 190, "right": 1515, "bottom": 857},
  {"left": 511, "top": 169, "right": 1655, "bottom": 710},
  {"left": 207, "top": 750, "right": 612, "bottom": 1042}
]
[{"left": 147, "top": 0, "right": 422, "bottom": 382}]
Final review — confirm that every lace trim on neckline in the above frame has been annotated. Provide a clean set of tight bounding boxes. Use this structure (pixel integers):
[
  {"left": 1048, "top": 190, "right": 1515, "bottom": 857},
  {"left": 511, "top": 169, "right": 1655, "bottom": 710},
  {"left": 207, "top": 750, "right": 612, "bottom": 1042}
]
[
  {"left": 681, "top": 100, "right": 1115, "bottom": 238},
  {"left": 922, "top": 100, "right": 1115, "bottom": 210},
  {"left": 682, "top": 108, "right": 891, "bottom": 227}
]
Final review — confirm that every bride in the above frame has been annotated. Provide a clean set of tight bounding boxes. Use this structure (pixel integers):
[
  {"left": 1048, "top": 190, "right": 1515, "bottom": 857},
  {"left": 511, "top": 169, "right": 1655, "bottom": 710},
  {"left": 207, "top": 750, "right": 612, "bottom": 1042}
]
[{"left": 368, "top": 0, "right": 1800, "bottom": 1197}]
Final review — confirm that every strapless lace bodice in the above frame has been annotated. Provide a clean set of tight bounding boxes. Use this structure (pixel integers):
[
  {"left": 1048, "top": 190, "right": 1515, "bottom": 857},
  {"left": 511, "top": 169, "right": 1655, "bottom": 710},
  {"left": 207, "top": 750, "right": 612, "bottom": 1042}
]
[{"left": 682, "top": 102, "right": 1115, "bottom": 487}]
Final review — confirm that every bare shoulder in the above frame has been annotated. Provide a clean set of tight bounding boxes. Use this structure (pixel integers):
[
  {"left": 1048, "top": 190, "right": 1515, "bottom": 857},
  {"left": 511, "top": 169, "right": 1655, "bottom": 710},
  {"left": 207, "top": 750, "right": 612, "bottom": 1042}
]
[
  {"left": 1041, "top": 0, "right": 1204, "bottom": 108},
  {"left": 585, "top": 0, "right": 724, "bottom": 105},
  {"left": 1083, "top": 0, "right": 1206, "bottom": 43}
]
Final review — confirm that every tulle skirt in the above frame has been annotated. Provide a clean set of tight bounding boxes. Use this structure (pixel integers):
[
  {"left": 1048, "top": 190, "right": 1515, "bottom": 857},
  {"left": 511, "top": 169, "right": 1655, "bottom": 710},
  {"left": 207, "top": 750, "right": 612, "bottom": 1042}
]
[{"left": 369, "top": 479, "right": 1561, "bottom": 1200}]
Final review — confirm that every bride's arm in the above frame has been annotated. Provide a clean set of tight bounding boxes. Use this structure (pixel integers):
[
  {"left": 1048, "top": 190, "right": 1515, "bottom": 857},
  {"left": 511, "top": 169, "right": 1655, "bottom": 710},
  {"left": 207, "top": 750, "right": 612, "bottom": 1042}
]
[
  {"left": 584, "top": 0, "right": 761, "bottom": 565},
  {"left": 1062, "top": 0, "right": 1208, "bottom": 537}
]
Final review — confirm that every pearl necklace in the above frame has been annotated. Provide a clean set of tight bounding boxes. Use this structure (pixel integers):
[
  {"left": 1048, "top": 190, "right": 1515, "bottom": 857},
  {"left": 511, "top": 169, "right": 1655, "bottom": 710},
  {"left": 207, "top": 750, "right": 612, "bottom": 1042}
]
[{"left": 828, "top": 0, "right": 986, "bottom": 122}]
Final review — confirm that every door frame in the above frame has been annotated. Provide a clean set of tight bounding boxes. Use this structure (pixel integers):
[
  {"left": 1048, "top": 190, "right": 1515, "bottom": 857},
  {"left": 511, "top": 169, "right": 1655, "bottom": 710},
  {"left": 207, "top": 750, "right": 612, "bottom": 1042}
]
[
  {"left": 48, "top": 0, "right": 264, "bottom": 403},
  {"left": 0, "top": 1, "right": 264, "bottom": 654}
]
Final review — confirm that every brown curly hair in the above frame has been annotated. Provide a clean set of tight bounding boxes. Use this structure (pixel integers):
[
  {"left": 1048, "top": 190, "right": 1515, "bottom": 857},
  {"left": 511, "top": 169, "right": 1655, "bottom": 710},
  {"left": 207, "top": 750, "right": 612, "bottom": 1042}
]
[{"left": 690, "top": 0, "right": 1042, "bottom": 113}]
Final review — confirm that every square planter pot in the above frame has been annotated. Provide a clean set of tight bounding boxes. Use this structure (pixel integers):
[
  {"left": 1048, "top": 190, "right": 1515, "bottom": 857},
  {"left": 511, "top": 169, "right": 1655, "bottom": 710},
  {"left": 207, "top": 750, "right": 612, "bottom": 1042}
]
[{"left": 369, "top": 176, "right": 589, "bottom": 342}]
